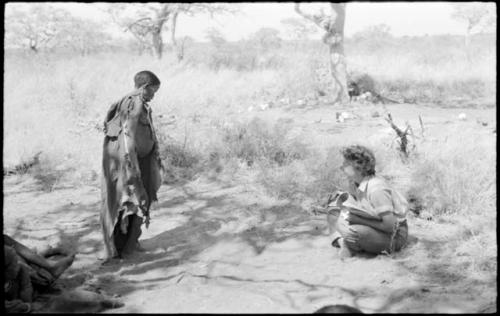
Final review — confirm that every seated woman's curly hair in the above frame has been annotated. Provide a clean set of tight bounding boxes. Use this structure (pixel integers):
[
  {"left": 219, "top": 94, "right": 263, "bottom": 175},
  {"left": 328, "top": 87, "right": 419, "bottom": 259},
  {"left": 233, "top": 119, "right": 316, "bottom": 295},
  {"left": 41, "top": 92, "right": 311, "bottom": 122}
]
[{"left": 341, "top": 145, "right": 376, "bottom": 177}]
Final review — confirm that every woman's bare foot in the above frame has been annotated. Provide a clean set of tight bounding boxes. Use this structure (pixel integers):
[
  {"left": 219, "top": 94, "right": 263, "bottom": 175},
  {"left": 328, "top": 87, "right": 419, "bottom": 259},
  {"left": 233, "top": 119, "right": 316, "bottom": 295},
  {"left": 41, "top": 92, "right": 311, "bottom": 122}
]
[
  {"left": 135, "top": 242, "right": 147, "bottom": 252},
  {"left": 100, "top": 254, "right": 123, "bottom": 266},
  {"left": 49, "top": 253, "right": 76, "bottom": 279},
  {"left": 338, "top": 238, "right": 354, "bottom": 260}
]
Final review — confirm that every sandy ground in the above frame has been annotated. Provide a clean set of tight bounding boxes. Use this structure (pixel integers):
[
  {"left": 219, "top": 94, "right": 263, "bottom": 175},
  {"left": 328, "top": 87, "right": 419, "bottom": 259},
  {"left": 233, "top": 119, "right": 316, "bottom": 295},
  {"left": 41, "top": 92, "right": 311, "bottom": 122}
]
[{"left": 3, "top": 103, "right": 496, "bottom": 313}]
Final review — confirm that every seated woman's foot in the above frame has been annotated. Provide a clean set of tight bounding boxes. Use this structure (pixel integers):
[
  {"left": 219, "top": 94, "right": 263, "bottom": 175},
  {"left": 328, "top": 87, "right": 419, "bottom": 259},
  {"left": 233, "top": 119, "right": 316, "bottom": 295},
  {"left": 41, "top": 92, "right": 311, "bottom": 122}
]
[
  {"left": 331, "top": 232, "right": 342, "bottom": 248},
  {"left": 338, "top": 238, "right": 353, "bottom": 259},
  {"left": 49, "top": 253, "right": 76, "bottom": 279}
]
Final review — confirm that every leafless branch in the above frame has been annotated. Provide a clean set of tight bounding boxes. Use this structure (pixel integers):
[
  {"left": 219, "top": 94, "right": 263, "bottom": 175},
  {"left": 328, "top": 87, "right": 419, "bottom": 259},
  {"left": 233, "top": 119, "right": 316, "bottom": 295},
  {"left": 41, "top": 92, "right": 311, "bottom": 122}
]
[
  {"left": 385, "top": 113, "right": 413, "bottom": 159},
  {"left": 294, "top": 3, "right": 322, "bottom": 27},
  {"left": 418, "top": 115, "right": 425, "bottom": 139}
]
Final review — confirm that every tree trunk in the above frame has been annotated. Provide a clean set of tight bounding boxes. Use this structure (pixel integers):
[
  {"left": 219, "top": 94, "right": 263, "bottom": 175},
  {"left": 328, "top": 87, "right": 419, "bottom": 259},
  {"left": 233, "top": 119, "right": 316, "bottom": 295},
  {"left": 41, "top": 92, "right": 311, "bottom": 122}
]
[
  {"left": 464, "top": 26, "right": 472, "bottom": 64},
  {"left": 326, "top": 4, "right": 348, "bottom": 104},
  {"left": 152, "top": 28, "right": 163, "bottom": 59},
  {"left": 295, "top": 3, "right": 349, "bottom": 105},
  {"left": 171, "top": 12, "right": 183, "bottom": 61},
  {"left": 328, "top": 47, "right": 348, "bottom": 104}
]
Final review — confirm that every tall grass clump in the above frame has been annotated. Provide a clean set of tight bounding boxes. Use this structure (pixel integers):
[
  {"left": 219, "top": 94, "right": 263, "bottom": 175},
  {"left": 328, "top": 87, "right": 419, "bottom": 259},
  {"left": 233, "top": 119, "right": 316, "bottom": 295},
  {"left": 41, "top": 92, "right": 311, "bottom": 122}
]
[
  {"left": 407, "top": 128, "right": 495, "bottom": 217},
  {"left": 213, "top": 117, "right": 310, "bottom": 167},
  {"left": 345, "top": 33, "right": 496, "bottom": 105},
  {"left": 156, "top": 128, "right": 203, "bottom": 184},
  {"left": 404, "top": 126, "right": 496, "bottom": 276}
]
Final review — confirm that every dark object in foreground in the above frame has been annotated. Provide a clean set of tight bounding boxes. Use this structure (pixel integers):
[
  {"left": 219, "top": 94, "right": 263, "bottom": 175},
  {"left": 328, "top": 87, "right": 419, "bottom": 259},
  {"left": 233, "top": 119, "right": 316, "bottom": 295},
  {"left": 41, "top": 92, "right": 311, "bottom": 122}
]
[
  {"left": 41, "top": 289, "right": 124, "bottom": 313},
  {"left": 314, "top": 304, "right": 363, "bottom": 313}
]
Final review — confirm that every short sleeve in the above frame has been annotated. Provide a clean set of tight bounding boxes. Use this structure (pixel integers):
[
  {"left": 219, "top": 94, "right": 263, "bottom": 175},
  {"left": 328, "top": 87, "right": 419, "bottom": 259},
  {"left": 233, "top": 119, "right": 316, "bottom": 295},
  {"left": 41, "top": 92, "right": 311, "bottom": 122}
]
[{"left": 369, "top": 188, "right": 394, "bottom": 217}]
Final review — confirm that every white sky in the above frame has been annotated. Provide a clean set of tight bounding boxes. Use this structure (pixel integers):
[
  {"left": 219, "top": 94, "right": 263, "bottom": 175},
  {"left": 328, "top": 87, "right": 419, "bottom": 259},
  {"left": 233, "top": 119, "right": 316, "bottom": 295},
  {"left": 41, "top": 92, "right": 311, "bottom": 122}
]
[{"left": 8, "top": 2, "right": 494, "bottom": 41}]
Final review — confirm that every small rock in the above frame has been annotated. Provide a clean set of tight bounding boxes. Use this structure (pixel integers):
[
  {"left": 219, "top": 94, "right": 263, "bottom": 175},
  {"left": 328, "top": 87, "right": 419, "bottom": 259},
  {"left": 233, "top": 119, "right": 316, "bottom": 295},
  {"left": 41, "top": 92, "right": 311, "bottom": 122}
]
[
  {"left": 259, "top": 103, "right": 270, "bottom": 111},
  {"left": 458, "top": 113, "right": 467, "bottom": 121},
  {"left": 279, "top": 97, "right": 290, "bottom": 104},
  {"left": 336, "top": 111, "right": 353, "bottom": 122},
  {"left": 297, "top": 99, "right": 306, "bottom": 106},
  {"left": 307, "top": 100, "right": 318, "bottom": 107},
  {"left": 371, "top": 110, "right": 380, "bottom": 118},
  {"left": 476, "top": 119, "right": 488, "bottom": 126}
]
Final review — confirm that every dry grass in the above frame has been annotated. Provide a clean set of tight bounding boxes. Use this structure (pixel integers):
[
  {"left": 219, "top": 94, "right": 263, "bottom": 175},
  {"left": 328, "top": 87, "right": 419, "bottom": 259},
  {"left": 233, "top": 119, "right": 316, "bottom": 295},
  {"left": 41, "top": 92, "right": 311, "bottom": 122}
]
[{"left": 4, "top": 34, "right": 496, "bottom": 284}]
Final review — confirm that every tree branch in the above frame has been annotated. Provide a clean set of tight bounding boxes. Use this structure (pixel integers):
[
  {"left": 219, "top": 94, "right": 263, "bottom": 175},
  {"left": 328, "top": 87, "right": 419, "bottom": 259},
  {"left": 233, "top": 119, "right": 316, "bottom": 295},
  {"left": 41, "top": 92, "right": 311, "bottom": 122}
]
[{"left": 294, "top": 3, "right": 321, "bottom": 27}]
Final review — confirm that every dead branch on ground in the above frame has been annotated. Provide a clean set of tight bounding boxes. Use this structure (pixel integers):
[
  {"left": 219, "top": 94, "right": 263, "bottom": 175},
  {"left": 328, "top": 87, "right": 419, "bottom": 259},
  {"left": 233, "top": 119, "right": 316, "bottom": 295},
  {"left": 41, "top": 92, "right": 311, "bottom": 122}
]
[
  {"left": 385, "top": 113, "right": 414, "bottom": 160},
  {"left": 418, "top": 115, "right": 425, "bottom": 139}
]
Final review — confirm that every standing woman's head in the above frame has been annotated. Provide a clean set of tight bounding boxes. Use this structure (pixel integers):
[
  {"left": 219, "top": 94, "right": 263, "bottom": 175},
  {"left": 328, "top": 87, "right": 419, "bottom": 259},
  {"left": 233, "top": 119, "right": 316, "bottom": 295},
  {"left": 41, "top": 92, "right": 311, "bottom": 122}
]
[
  {"left": 340, "top": 145, "right": 376, "bottom": 182},
  {"left": 134, "top": 70, "right": 161, "bottom": 102}
]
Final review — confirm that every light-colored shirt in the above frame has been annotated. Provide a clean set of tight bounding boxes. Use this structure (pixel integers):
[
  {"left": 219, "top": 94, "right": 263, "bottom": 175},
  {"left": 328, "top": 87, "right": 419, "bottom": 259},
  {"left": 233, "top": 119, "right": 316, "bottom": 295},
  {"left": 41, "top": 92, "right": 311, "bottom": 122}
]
[{"left": 354, "top": 176, "right": 407, "bottom": 218}]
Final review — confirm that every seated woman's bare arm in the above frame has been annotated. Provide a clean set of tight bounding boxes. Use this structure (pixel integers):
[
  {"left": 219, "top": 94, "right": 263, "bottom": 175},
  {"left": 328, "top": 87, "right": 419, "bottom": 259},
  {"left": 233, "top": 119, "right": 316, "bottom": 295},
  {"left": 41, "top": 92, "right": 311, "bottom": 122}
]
[
  {"left": 346, "top": 187, "right": 398, "bottom": 233},
  {"left": 346, "top": 212, "right": 397, "bottom": 233}
]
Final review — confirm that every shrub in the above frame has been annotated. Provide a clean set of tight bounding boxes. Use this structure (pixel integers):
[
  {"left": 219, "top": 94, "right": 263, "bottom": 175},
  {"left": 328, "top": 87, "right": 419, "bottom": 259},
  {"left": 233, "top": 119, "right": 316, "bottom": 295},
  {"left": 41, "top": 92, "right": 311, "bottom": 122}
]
[
  {"left": 30, "top": 154, "right": 74, "bottom": 192},
  {"left": 157, "top": 133, "right": 202, "bottom": 184},
  {"left": 406, "top": 129, "right": 495, "bottom": 217},
  {"left": 216, "top": 117, "right": 310, "bottom": 166}
]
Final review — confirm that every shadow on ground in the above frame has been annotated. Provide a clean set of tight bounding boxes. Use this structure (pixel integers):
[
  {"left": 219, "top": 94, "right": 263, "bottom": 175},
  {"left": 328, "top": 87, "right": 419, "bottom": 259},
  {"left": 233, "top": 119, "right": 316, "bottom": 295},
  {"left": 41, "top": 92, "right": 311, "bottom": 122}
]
[{"left": 61, "top": 182, "right": 326, "bottom": 299}]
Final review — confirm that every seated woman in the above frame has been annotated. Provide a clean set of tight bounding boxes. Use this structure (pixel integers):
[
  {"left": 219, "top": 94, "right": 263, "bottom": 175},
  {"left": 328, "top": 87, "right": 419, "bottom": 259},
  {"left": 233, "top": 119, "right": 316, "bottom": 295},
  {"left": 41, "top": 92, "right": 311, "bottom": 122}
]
[
  {"left": 4, "top": 235, "right": 76, "bottom": 312},
  {"left": 329, "top": 145, "right": 409, "bottom": 258}
]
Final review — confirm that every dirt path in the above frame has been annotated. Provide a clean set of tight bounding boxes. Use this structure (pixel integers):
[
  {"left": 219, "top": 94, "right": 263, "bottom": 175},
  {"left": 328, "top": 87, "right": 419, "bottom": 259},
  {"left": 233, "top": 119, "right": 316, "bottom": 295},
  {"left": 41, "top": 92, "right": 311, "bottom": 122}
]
[{"left": 3, "top": 104, "right": 496, "bottom": 313}]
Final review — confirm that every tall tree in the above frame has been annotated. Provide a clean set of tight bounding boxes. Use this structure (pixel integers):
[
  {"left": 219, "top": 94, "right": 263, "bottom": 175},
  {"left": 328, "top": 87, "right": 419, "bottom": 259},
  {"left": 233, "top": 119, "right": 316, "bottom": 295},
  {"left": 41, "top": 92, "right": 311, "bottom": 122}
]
[
  {"left": 451, "top": 3, "right": 496, "bottom": 63},
  {"left": 250, "top": 27, "right": 282, "bottom": 52},
  {"left": 107, "top": 3, "right": 236, "bottom": 60},
  {"left": 206, "top": 28, "right": 227, "bottom": 49},
  {"left": 280, "top": 17, "right": 317, "bottom": 41},
  {"left": 5, "top": 3, "right": 71, "bottom": 53},
  {"left": 51, "top": 17, "right": 113, "bottom": 56},
  {"left": 295, "top": 3, "right": 349, "bottom": 104}
]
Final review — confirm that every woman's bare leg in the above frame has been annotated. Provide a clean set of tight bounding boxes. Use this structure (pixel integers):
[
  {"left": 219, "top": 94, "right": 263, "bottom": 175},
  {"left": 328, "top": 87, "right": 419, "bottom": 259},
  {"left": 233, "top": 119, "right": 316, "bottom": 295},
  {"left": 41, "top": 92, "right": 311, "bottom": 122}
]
[
  {"left": 39, "top": 245, "right": 70, "bottom": 258},
  {"left": 4, "top": 235, "right": 56, "bottom": 271},
  {"left": 121, "top": 215, "right": 143, "bottom": 257},
  {"left": 4, "top": 235, "right": 76, "bottom": 279}
]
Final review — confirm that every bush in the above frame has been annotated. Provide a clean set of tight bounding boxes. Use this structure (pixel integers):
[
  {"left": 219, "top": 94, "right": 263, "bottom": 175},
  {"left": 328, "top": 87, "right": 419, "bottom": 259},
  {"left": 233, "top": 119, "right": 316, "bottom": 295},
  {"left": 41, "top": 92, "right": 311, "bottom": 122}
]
[
  {"left": 216, "top": 117, "right": 310, "bottom": 166},
  {"left": 406, "top": 129, "right": 495, "bottom": 217},
  {"left": 31, "top": 154, "right": 74, "bottom": 192},
  {"left": 157, "top": 134, "right": 202, "bottom": 184},
  {"left": 255, "top": 145, "right": 349, "bottom": 203}
]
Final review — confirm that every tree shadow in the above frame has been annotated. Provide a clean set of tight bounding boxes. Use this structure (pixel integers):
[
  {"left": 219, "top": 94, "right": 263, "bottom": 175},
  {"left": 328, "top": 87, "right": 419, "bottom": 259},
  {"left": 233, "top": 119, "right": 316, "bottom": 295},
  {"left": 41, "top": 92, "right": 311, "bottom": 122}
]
[
  {"left": 372, "top": 224, "right": 496, "bottom": 313},
  {"left": 17, "top": 180, "right": 447, "bottom": 312},
  {"left": 182, "top": 271, "right": 370, "bottom": 312},
  {"left": 237, "top": 204, "right": 324, "bottom": 255},
  {"left": 72, "top": 185, "right": 328, "bottom": 300}
]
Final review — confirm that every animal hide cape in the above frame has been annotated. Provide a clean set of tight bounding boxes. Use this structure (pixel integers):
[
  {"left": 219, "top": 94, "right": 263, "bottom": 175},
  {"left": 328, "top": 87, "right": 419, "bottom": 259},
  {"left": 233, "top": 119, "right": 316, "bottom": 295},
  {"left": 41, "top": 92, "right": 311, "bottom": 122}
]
[{"left": 100, "top": 90, "right": 162, "bottom": 259}]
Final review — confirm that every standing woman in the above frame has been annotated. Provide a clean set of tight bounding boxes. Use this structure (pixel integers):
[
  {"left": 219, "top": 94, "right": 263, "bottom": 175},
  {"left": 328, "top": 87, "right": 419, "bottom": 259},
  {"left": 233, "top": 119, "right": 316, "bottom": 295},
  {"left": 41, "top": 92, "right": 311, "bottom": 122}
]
[{"left": 101, "top": 70, "right": 162, "bottom": 261}]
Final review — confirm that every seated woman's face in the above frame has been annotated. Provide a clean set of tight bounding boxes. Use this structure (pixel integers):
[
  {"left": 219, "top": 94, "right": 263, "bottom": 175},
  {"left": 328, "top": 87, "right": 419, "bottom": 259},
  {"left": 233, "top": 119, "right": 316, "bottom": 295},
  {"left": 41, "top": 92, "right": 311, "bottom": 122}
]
[{"left": 340, "top": 160, "right": 360, "bottom": 181}]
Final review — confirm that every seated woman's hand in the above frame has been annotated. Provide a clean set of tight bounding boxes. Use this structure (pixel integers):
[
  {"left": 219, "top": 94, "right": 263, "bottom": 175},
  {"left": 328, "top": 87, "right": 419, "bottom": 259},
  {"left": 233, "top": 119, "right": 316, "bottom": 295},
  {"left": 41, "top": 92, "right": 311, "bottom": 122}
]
[
  {"left": 310, "top": 205, "right": 326, "bottom": 215},
  {"left": 345, "top": 212, "right": 365, "bottom": 225}
]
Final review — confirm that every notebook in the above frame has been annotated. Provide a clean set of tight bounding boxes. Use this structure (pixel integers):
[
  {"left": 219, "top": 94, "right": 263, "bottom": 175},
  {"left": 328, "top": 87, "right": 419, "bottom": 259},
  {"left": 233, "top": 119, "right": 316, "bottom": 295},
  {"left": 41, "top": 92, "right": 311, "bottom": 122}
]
[{"left": 330, "top": 192, "right": 382, "bottom": 221}]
